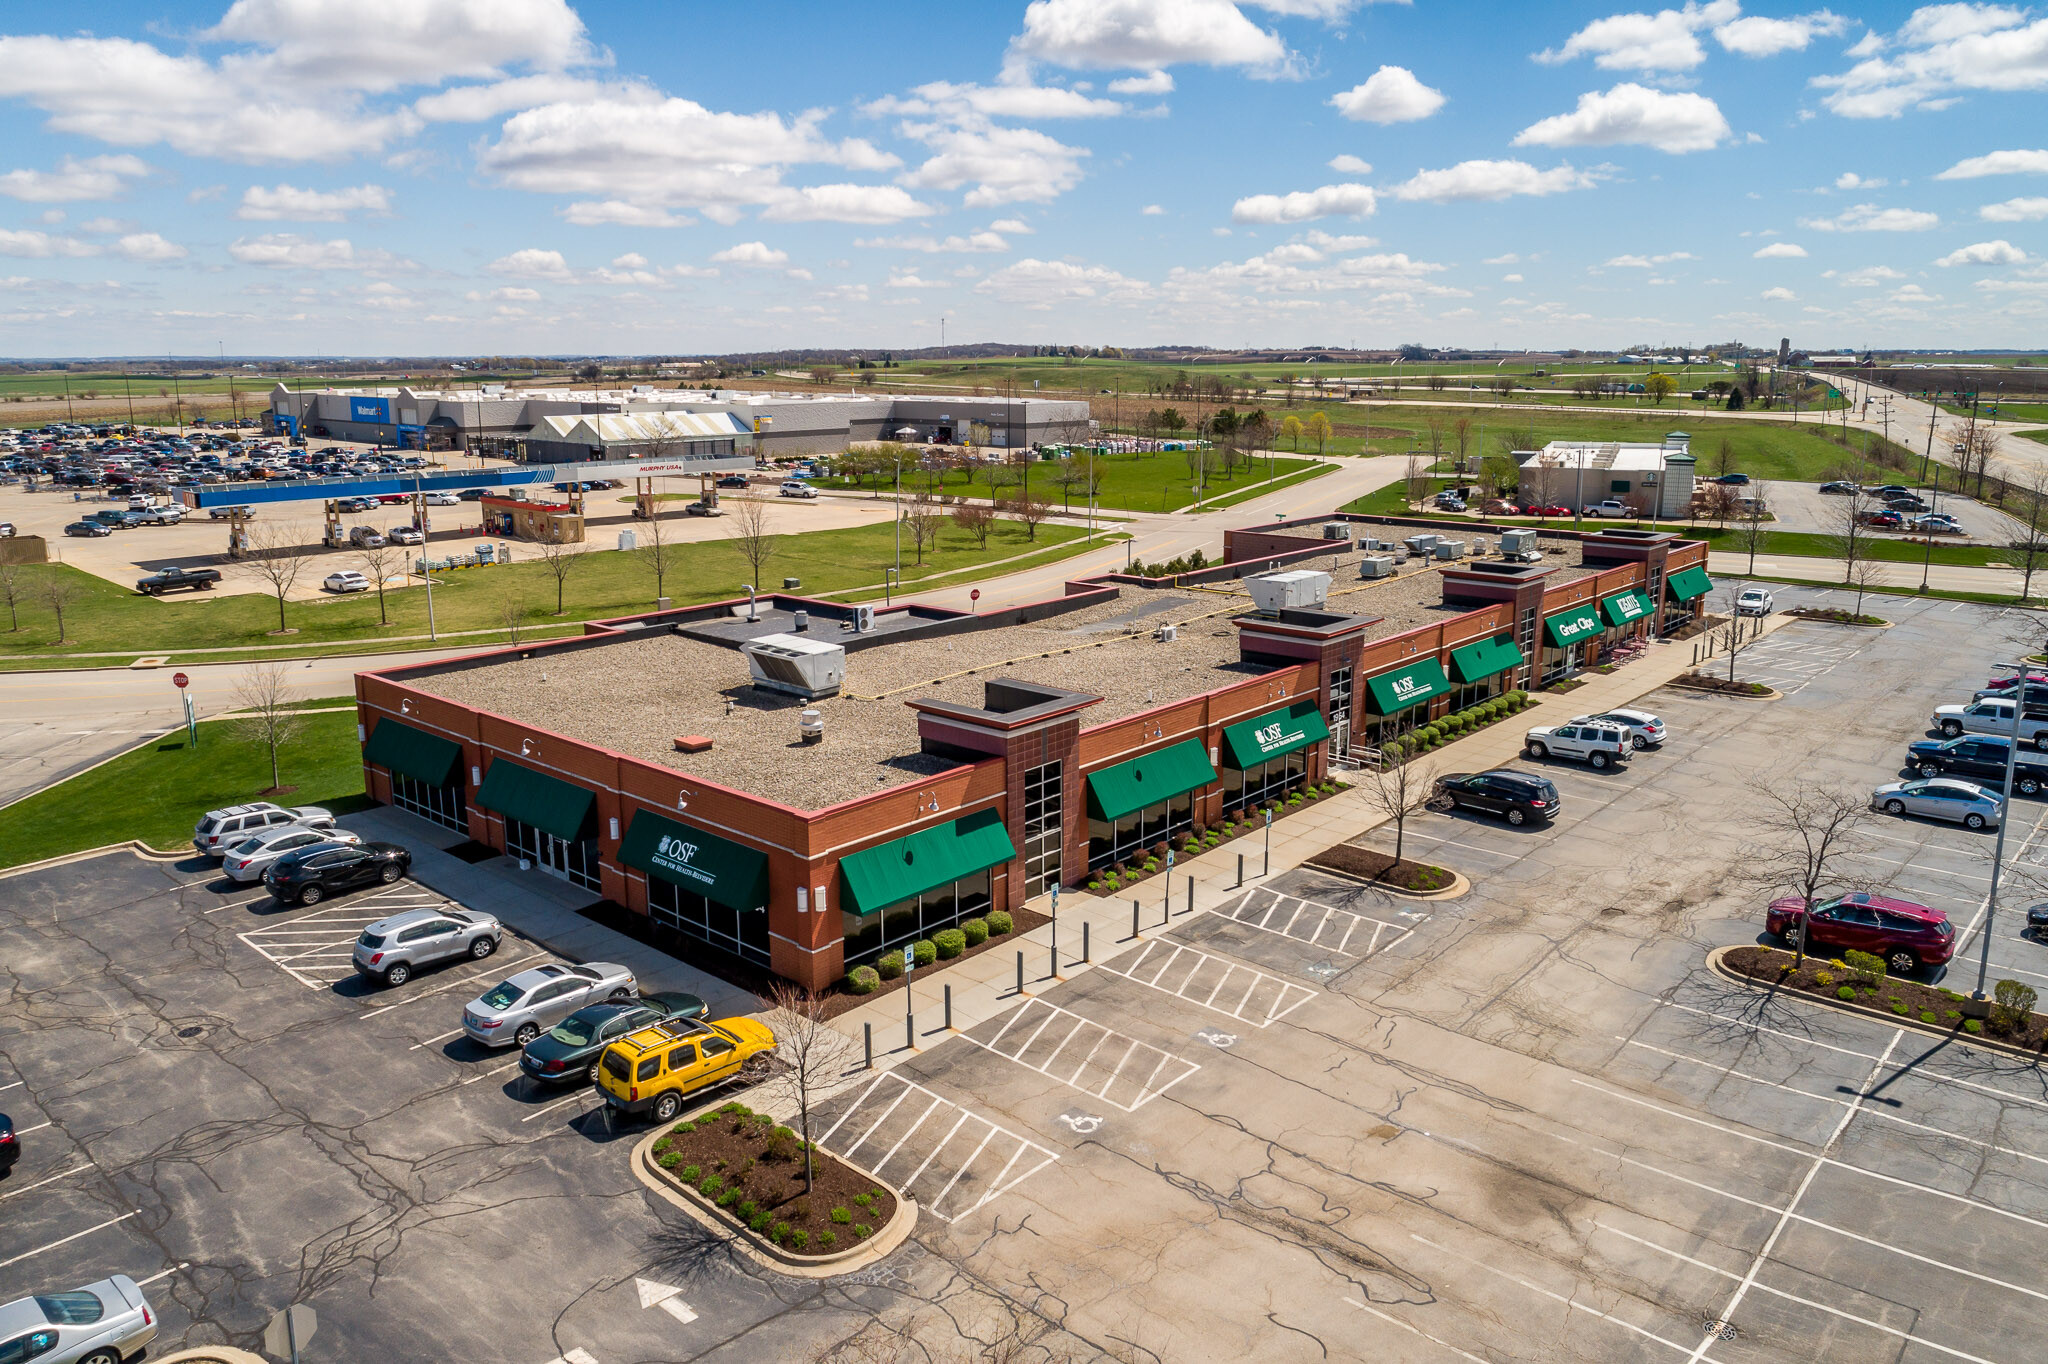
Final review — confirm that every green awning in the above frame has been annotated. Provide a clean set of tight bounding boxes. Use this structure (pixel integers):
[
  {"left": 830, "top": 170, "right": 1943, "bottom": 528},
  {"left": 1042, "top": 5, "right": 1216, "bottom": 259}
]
[
  {"left": 1449, "top": 634, "right": 1525, "bottom": 684},
  {"left": 475, "top": 758, "right": 595, "bottom": 842},
  {"left": 1087, "top": 739, "right": 1217, "bottom": 823},
  {"left": 1666, "top": 563, "right": 1712, "bottom": 602},
  {"left": 1362, "top": 659, "right": 1451, "bottom": 716},
  {"left": 1221, "top": 700, "right": 1334, "bottom": 768},
  {"left": 618, "top": 810, "right": 768, "bottom": 910},
  {"left": 1544, "top": 604, "right": 1603, "bottom": 648},
  {"left": 362, "top": 718, "right": 461, "bottom": 788},
  {"left": 1601, "top": 590, "right": 1654, "bottom": 628},
  {"left": 839, "top": 808, "right": 1017, "bottom": 917}
]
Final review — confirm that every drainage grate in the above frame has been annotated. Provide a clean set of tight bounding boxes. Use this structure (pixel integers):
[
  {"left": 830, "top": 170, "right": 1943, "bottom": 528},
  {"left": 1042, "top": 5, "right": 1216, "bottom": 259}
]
[{"left": 177, "top": 1025, "right": 204, "bottom": 1038}]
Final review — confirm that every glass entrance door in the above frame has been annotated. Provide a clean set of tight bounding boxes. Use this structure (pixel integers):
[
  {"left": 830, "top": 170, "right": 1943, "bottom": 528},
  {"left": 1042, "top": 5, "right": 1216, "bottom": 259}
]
[{"left": 1023, "top": 761, "right": 1063, "bottom": 898}]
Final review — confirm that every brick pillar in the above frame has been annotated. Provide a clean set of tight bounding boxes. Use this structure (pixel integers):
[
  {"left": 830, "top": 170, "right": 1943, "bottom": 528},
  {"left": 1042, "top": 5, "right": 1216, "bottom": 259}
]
[{"left": 1002, "top": 715, "right": 1083, "bottom": 903}]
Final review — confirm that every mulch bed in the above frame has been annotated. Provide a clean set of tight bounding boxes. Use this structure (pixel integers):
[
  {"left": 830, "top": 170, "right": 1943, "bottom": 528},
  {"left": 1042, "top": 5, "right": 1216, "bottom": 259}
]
[
  {"left": 1672, "top": 672, "right": 1774, "bottom": 696},
  {"left": 1541, "top": 678, "right": 1587, "bottom": 693},
  {"left": 819, "top": 906, "right": 1049, "bottom": 1020},
  {"left": 1304, "top": 845, "right": 1454, "bottom": 893},
  {"left": 651, "top": 1101, "right": 898, "bottom": 1253},
  {"left": 1724, "top": 944, "right": 2048, "bottom": 1049},
  {"left": 1086, "top": 783, "right": 1348, "bottom": 895},
  {"left": 1787, "top": 606, "right": 1888, "bottom": 626}
]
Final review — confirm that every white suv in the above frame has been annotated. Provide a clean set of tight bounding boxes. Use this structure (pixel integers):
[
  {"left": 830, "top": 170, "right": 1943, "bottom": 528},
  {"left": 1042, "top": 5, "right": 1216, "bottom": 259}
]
[
  {"left": 1524, "top": 722, "right": 1633, "bottom": 770},
  {"left": 193, "top": 802, "right": 337, "bottom": 856}
]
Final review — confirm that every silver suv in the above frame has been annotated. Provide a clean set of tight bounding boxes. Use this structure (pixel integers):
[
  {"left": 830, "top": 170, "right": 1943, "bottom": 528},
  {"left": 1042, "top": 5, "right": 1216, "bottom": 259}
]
[
  {"left": 193, "top": 802, "right": 335, "bottom": 857},
  {"left": 1524, "top": 721, "right": 1634, "bottom": 770},
  {"left": 354, "top": 907, "right": 503, "bottom": 987},
  {"left": 463, "top": 962, "right": 638, "bottom": 1047}
]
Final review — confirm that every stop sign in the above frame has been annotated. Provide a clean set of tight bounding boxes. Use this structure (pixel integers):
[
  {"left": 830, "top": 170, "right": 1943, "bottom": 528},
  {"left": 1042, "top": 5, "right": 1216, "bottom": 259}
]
[
  {"left": 172, "top": 672, "right": 190, "bottom": 689},
  {"left": 970, "top": 589, "right": 980, "bottom": 602}
]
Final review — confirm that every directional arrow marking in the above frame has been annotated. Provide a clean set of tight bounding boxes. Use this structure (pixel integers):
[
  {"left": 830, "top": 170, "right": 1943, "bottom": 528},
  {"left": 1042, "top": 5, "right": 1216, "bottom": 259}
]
[{"left": 636, "top": 1277, "right": 697, "bottom": 1324}]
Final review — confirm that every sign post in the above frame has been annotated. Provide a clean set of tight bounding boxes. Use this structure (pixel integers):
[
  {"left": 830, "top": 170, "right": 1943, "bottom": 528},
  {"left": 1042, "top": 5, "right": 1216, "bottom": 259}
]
[
  {"left": 263, "top": 1304, "right": 316, "bottom": 1364},
  {"left": 173, "top": 672, "right": 196, "bottom": 747},
  {"left": 1264, "top": 806, "right": 1274, "bottom": 877},
  {"left": 970, "top": 588, "right": 981, "bottom": 613},
  {"left": 1162, "top": 848, "right": 1175, "bottom": 925}
]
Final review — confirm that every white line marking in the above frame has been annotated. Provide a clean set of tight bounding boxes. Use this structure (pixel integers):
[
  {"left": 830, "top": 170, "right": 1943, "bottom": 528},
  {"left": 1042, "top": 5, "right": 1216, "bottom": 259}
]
[
  {"left": 461, "top": 1060, "right": 521, "bottom": 1086},
  {"left": 928, "top": 1129, "right": 996, "bottom": 1215},
  {"left": 408, "top": 1028, "right": 465, "bottom": 1051},
  {"left": 13, "top": 1121, "right": 51, "bottom": 1136},
  {"left": 519, "top": 1089, "right": 598, "bottom": 1123},
  {"left": 0, "top": 1081, "right": 19, "bottom": 1092},
  {"left": 1412, "top": 1233, "right": 1692, "bottom": 1356},
  {"left": 1344, "top": 1299, "right": 1492, "bottom": 1364},
  {"left": 873, "top": 1097, "right": 943, "bottom": 1173},
  {"left": 134, "top": 1263, "right": 189, "bottom": 1289},
  {"left": 0, "top": 1212, "right": 142, "bottom": 1270},
  {"left": 970, "top": 998, "right": 1197, "bottom": 1111},
  {"left": 0, "top": 1164, "right": 90, "bottom": 1201},
  {"left": 359, "top": 952, "right": 545, "bottom": 1017},
  {"left": 902, "top": 1112, "right": 971, "bottom": 1190}
]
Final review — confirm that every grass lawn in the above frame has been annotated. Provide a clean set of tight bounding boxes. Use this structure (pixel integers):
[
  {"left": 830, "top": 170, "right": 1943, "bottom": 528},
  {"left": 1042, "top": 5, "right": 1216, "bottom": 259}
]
[
  {"left": 812, "top": 449, "right": 1318, "bottom": 513},
  {"left": 1190, "top": 461, "right": 1338, "bottom": 512},
  {"left": 0, "top": 707, "right": 370, "bottom": 868},
  {"left": 1938, "top": 401, "right": 2048, "bottom": 424},
  {"left": 0, "top": 517, "right": 1092, "bottom": 663},
  {"left": 2021, "top": 430, "right": 2048, "bottom": 447}
]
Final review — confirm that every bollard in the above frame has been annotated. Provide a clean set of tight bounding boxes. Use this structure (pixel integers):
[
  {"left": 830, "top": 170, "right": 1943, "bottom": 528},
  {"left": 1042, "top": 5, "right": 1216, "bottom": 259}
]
[
  {"left": 864, "top": 1021, "right": 873, "bottom": 1070},
  {"left": 1185, "top": 875, "right": 1194, "bottom": 917},
  {"left": 944, "top": 983, "right": 953, "bottom": 1030},
  {"left": 906, "top": 1009, "right": 914, "bottom": 1052},
  {"left": 1016, "top": 950, "right": 1025, "bottom": 994},
  {"left": 1083, "top": 920, "right": 1091, "bottom": 963},
  {"left": 1131, "top": 899, "right": 1141, "bottom": 940},
  {"left": 1236, "top": 853, "right": 1245, "bottom": 888},
  {"left": 1050, "top": 941, "right": 1058, "bottom": 980}
]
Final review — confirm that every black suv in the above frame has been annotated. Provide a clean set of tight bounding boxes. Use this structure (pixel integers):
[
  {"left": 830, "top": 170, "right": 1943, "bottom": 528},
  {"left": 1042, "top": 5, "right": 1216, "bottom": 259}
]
[
  {"left": 264, "top": 841, "right": 411, "bottom": 905},
  {"left": 1429, "top": 770, "right": 1561, "bottom": 825},
  {"left": 1905, "top": 736, "right": 2048, "bottom": 796}
]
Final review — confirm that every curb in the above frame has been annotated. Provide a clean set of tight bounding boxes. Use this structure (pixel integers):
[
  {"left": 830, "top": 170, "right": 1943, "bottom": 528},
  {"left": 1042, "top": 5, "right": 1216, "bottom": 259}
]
[
  {"left": 0, "top": 840, "right": 189, "bottom": 879},
  {"left": 630, "top": 1123, "right": 915, "bottom": 1278},
  {"left": 1300, "top": 860, "right": 1471, "bottom": 901},
  {"left": 159, "top": 1350, "right": 268, "bottom": 1364},
  {"left": 1784, "top": 611, "right": 1894, "bottom": 629},
  {"left": 1667, "top": 678, "right": 1783, "bottom": 701},
  {"left": 1704, "top": 945, "right": 2048, "bottom": 1063}
]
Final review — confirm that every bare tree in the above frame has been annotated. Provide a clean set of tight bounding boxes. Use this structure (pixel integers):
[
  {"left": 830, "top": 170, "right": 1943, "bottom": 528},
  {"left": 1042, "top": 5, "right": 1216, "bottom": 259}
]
[
  {"left": 1951, "top": 417, "right": 1997, "bottom": 496},
  {"left": 1423, "top": 409, "right": 1447, "bottom": 460},
  {"left": 2007, "top": 467, "right": 2048, "bottom": 602},
  {"left": 530, "top": 527, "right": 584, "bottom": 615},
  {"left": 903, "top": 491, "right": 945, "bottom": 564},
  {"left": 1714, "top": 591, "right": 1766, "bottom": 683},
  {"left": 950, "top": 500, "right": 994, "bottom": 548},
  {"left": 1733, "top": 479, "right": 1770, "bottom": 574},
  {"left": 725, "top": 493, "right": 777, "bottom": 587},
  {"left": 1744, "top": 778, "right": 1881, "bottom": 967},
  {"left": 1844, "top": 552, "right": 1884, "bottom": 621},
  {"left": 1362, "top": 755, "right": 1435, "bottom": 870},
  {"left": 1403, "top": 450, "right": 1429, "bottom": 509},
  {"left": 41, "top": 567, "right": 80, "bottom": 644},
  {"left": 1451, "top": 415, "right": 1474, "bottom": 469},
  {"left": 241, "top": 520, "right": 314, "bottom": 634},
  {"left": 1828, "top": 489, "right": 1877, "bottom": 597},
  {"left": 763, "top": 981, "right": 858, "bottom": 1196},
  {"left": 0, "top": 560, "right": 24, "bottom": 631},
  {"left": 636, "top": 494, "right": 681, "bottom": 604},
  {"left": 231, "top": 662, "right": 305, "bottom": 794},
  {"left": 356, "top": 539, "right": 403, "bottom": 626},
  {"left": 1002, "top": 487, "right": 1053, "bottom": 541}
]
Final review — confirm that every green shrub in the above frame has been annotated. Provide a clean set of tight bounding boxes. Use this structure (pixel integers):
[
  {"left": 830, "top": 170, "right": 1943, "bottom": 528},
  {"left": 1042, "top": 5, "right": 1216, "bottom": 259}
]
[
  {"left": 680, "top": 1163, "right": 701, "bottom": 1182},
  {"left": 1890, "top": 1000, "right": 1910, "bottom": 1015},
  {"left": 1994, "top": 978, "right": 2038, "bottom": 1033},
  {"left": 790, "top": 1229, "right": 810, "bottom": 1252},
  {"left": 1842, "top": 949, "right": 1886, "bottom": 986},
  {"left": 854, "top": 1191, "right": 873, "bottom": 1208},
  {"left": 933, "top": 928, "right": 967, "bottom": 959},
  {"left": 770, "top": 1222, "right": 789, "bottom": 1244},
  {"left": 1814, "top": 970, "right": 1834, "bottom": 987},
  {"left": 1142, "top": 858, "right": 1158, "bottom": 872},
  {"left": 748, "top": 1211, "right": 771, "bottom": 1231},
  {"left": 818, "top": 1230, "right": 837, "bottom": 1249},
  {"left": 657, "top": 1152, "right": 683, "bottom": 1170},
  {"left": 844, "top": 966, "right": 881, "bottom": 995},
  {"left": 1920, "top": 1010, "right": 1938, "bottom": 1024},
  {"left": 962, "top": 916, "right": 989, "bottom": 945},
  {"left": 831, "top": 1205, "right": 852, "bottom": 1224},
  {"left": 854, "top": 1223, "right": 873, "bottom": 1239},
  {"left": 987, "top": 910, "right": 1013, "bottom": 934},
  {"left": 911, "top": 939, "right": 936, "bottom": 968},
  {"left": 739, "top": 1200, "right": 760, "bottom": 1220},
  {"left": 1944, "top": 1010, "right": 1962, "bottom": 1022},
  {"left": 1837, "top": 986, "right": 1856, "bottom": 1000},
  {"left": 700, "top": 1174, "right": 725, "bottom": 1197},
  {"left": 1966, "top": 1018, "right": 1984, "bottom": 1034},
  {"left": 718, "top": 1188, "right": 742, "bottom": 1208},
  {"left": 875, "top": 950, "right": 905, "bottom": 980}
]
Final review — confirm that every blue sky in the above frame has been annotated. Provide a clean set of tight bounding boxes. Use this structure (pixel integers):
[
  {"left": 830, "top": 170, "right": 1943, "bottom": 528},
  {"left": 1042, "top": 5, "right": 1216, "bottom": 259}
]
[{"left": 0, "top": 0, "right": 2043, "bottom": 357}]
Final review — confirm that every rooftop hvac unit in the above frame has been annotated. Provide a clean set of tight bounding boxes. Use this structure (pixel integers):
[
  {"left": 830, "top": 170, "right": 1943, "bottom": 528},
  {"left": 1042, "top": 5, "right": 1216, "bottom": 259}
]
[
  {"left": 1246, "top": 569, "right": 1331, "bottom": 616},
  {"left": 1434, "top": 540, "right": 1467, "bottom": 560},
  {"left": 1155, "top": 623, "right": 1178, "bottom": 642},
  {"left": 852, "top": 604, "right": 875, "bottom": 634},
  {"left": 1404, "top": 534, "right": 1440, "bottom": 555},
  {"left": 1321, "top": 521, "right": 1350, "bottom": 541},
  {"left": 742, "top": 633, "right": 846, "bottom": 700},
  {"left": 1473, "top": 538, "right": 1490, "bottom": 556},
  {"left": 1498, "top": 528, "right": 1538, "bottom": 557},
  {"left": 1359, "top": 556, "right": 1395, "bottom": 579}
]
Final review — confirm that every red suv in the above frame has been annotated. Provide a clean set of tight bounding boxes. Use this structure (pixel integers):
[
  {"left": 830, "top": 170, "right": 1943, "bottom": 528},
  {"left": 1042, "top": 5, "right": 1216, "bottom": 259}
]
[{"left": 1765, "top": 892, "right": 1955, "bottom": 975}]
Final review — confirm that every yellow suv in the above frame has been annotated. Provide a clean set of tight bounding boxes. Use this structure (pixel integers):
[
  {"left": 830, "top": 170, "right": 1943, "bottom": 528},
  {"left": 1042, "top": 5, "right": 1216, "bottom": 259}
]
[{"left": 596, "top": 1016, "right": 777, "bottom": 1122}]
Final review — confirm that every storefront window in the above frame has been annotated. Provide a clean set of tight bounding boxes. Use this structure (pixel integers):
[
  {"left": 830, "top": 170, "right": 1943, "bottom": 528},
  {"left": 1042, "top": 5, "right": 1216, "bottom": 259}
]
[
  {"left": 391, "top": 771, "right": 467, "bottom": 834},
  {"left": 1448, "top": 673, "right": 1503, "bottom": 712},
  {"left": 503, "top": 814, "right": 601, "bottom": 892},
  {"left": 841, "top": 867, "right": 994, "bottom": 964},
  {"left": 1087, "top": 790, "right": 1195, "bottom": 870},
  {"left": 1223, "top": 749, "right": 1307, "bottom": 814},
  {"left": 647, "top": 880, "right": 770, "bottom": 967}
]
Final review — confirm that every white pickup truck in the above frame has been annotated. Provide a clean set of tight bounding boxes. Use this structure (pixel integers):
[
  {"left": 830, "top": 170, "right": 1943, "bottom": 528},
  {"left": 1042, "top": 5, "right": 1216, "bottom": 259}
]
[{"left": 1932, "top": 698, "right": 2048, "bottom": 749}]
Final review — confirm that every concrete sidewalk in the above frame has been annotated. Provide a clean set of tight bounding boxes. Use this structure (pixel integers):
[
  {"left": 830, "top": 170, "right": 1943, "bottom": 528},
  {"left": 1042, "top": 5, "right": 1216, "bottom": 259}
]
[
  {"left": 338, "top": 804, "right": 762, "bottom": 1019},
  {"left": 820, "top": 613, "right": 1796, "bottom": 1064}
]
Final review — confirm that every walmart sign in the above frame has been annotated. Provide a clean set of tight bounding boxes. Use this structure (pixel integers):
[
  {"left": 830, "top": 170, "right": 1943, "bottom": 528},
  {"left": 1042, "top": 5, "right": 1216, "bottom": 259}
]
[{"left": 350, "top": 397, "right": 391, "bottom": 424}]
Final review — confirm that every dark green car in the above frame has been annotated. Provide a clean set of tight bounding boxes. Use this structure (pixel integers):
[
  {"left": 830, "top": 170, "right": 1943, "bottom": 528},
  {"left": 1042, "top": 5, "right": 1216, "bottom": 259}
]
[{"left": 518, "top": 991, "right": 707, "bottom": 1085}]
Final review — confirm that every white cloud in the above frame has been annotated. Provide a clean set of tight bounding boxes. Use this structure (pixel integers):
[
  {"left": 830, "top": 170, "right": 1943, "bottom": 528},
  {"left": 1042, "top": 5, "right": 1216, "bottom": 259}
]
[
  {"left": 0, "top": 229, "right": 97, "bottom": 258},
  {"left": 760, "top": 184, "right": 936, "bottom": 223},
  {"left": 1141, "top": 203, "right": 1166, "bottom": 215},
  {"left": 1514, "top": 82, "right": 1731, "bottom": 153},
  {"left": 1983, "top": 196, "right": 2048, "bottom": 221},
  {"left": 989, "top": 217, "right": 1033, "bottom": 233},
  {"left": 855, "top": 231, "right": 1010, "bottom": 253},
  {"left": 1109, "top": 70, "right": 1174, "bottom": 94},
  {"left": 488, "top": 246, "right": 575, "bottom": 278},
  {"left": 885, "top": 271, "right": 946, "bottom": 289},
  {"left": 899, "top": 123, "right": 1089, "bottom": 207},
  {"left": 1326, "top": 154, "right": 1373, "bottom": 174},
  {"left": 711, "top": 241, "right": 789, "bottom": 266},
  {"left": 1483, "top": 252, "right": 1521, "bottom": 264},
  {"left": 611, "top": 252, "right": 648, "bottom": 269},
  {"left": 1605, "top": 251, "right": 1695, "bottom": 266},
  {"left": 562, "top": 200, "right": 692, "bottom": 227},
  {"left": 207, "top": 0, "right": 594, "bottom": 92},
  {"left": 1936, "top": 238, "right": 2027, "bottom": 266},
  {"left": 1231, "top": 183, "right": 1375, "bottom": 222},
  {"left": 974, "top": 256, "right": 1148, "bottom": 308},
  {"left": 1761, "top": 285, "right": 1798, "bottom": 300},
  {"left": 228, "top": 233, "right": 403, "bottom": 269},
  {"left": 1536, "top": 1, "right": 1740, "bottom": 72},
  {"left": 1801, "top": 202, "right": 1941, "bottom": 230},
  {"left": 1815, "top": 9, "right": 2048, "bottom": 118},
  {"left": 1388, "top": 160, "right": 1597, "bottom": 203},
  {"left": 864, "top": 80, "right": 1125, "bottom": 121},
  {"left": 0, "top": 154, "right": 150, "bottom": 203},
  {"left": 1828, "top": 264, "right": 1907, "bottom": 285},
  {"left": 1329, "top": 66, "right": 1445, "bottom": 124},
  {"left": 784, "top": 267, "right": 813, "bottom": 281},
  {"left": 490, "top": 285, "right": 541, "bottom": 301},
  {"left": 235, "top": 183, "right": 391, "bottom": 221},
  {"left": 411, "top": 74, "right": 618, "bottom": 124},
  {"left": 1007, "top": 0, "right": 1290, "bottom": 74},
  {"left": 113, "top": 231, "right": 185, "bottom": 261},
  {"left": 1937, "top": 148, "right": 2048, "bottom": 179},
  {"left": 1715, "top": 11, "right": 1848, "bottom": 58},
  {"left": 1834, "top": 171, "right": 1887, "bottom": 190},
  {"left": 1753, "top": 241, "right": 1810, "bottom": 257}
]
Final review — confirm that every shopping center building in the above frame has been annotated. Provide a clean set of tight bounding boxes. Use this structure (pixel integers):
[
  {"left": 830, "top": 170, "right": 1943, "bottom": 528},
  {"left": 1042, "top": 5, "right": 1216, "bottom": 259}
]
[{"left": 352, "top": 514, "right": 1711, "bottom": 991}]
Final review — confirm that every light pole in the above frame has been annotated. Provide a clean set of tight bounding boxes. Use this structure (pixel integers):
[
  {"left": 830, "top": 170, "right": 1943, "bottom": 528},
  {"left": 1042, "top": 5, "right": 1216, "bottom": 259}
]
[
  {"left": 415, "top": 468, "right": 437, "bottom": 640},
  {"left": 1974, "top": 692, "right": 2028, "bottom": 1004}
]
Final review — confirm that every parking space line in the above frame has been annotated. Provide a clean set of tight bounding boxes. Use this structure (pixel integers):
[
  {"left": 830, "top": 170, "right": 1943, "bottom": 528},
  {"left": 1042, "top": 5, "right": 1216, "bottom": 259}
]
[
  {"left": 0, "top": 1164, "right": 91, "bottom": 1201},
  {"left": 133, "top": 1263, "right": 189, "bottom": 1289},
  {"left": 902, "top": 1112, "right": 971, "bottom": 1190},
  {"left": 359, "top": 951, "right": 547, "bottom": 1018},
  {"left": 1216, "top": 887, "right": 1420, "bottom": 960},
  {"left": 1595, "top": 1223, "right": 1996, "bottom": 1364},
  {"left": 408, "top": 1027, "right": 465, "bottom": 1052},
  {"left": 461, "top": 1060, "right": 521, "bottom": 1086},
  {"left": 814, "top": 1072, "right": 1058, "bottom": 1223},
  {"left": 0, "top": 1212, "right": 141, "bottom": 1270},
  {"left": 969, "top": 998, "right": 1198, "bottom": 1111},
  {"left": 1411, "top": 1233, "right": 1693, "bottom": 1356},
  {"left": 1096, "top": 941, "right": 1316, "bottom": 1026},
  {"left": 0, "top": 1079, "right": 19, "bottom": 1091},
  {"left": 929, "top": 1130, "right": 996, "bottom": 1213},
  {"left": 12, "top": 1120, "right": 51, "bottom": 1137},
  {"left": 874, "top": 1097, "right": 943, "bottom": 1171},
  {"left": 520, "top": 1090, "right": 597, "bottom": 1123},
  {"left": 1344, "top": 1299, "right": 1491, "bottom": 1364}
]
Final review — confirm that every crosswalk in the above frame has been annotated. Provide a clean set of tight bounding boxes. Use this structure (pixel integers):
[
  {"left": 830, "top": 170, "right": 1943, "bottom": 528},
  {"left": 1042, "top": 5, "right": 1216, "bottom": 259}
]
[
  {"left": 814, "top": 1071, "right": 1060, "bottom": 1224},
  {"left": 969, "top": 997, "right": 1200, "bottom": 1112},
  {"left": 1096, "top": 939, "right": 1316, "bottom": 1027}
]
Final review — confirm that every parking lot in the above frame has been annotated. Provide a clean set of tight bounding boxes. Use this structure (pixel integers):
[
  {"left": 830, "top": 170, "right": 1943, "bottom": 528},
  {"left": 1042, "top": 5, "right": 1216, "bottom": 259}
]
[{"left": 10, "top": 588, "right": 2048, "bottom": 1361}]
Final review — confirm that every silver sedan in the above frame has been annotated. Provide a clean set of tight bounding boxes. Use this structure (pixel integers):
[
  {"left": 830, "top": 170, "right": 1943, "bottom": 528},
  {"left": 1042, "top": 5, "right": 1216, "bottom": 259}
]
[
  {"left": 0, "top": 1275, "right": 159, "bottom": 1364},
  {"left": 1871, "top": 777, "right": 2003, "bottom": 831},
  {"left": 462, "top": 961, "right": 637, "bottom": 1047}
]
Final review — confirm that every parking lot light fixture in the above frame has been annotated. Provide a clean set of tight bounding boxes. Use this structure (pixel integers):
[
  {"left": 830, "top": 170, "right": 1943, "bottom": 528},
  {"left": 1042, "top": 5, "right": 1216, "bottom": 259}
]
[{"left": 1974, "top": 694, "right": 2028, "bottom": 1001}]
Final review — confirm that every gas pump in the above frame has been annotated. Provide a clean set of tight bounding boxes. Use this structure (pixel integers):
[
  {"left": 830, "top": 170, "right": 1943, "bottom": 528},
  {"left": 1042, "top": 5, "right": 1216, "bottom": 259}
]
[
  {"left": 226, "top": 508, "right": 253, "bottom": 559},
  {"left": 321, "top": 499, "right": 347, "bottom": 548},
  {"left": 699, "top": 472, "right": 719, "bottom": 511},
  {"left": 632, "top": 475, "right": 654, "bottom": 520}
]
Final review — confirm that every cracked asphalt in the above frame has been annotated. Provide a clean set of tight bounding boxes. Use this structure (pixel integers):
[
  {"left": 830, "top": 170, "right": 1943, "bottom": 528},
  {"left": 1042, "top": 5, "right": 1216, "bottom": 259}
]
[{"left": 8, "top": 585, "right": 2048, "bottom": 1363}]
